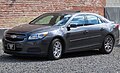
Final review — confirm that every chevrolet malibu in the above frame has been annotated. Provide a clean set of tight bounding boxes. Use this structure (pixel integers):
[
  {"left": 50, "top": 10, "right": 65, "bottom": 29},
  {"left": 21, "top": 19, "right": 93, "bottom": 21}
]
[{"left": 2, "top": 11, "right": 119, "bottom": 60}]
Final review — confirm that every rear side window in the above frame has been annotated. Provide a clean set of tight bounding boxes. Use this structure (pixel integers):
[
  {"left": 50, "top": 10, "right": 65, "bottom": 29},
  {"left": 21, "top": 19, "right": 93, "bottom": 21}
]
[
  {"left": 86, "top": 15, "right": 99, "bottom": 25},
  {"left": 98, "top": 18, "right": 103, "bottom": 24}
]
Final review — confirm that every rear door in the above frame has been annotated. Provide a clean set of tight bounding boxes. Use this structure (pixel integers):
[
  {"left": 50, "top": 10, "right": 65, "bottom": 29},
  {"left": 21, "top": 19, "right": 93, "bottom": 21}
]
[{"left": 83, "top": 14, "right": 105, "bottom": 47}]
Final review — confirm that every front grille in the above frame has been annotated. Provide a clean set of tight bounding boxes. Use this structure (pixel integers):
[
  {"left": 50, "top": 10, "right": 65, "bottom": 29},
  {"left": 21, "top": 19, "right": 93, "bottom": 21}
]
[
  {"left": 3, "top": 40, "right": 22, "bottom": 51},
  {"left": 27, "top": 48, "right": 41, "bottom": 52},
  {"left": 5, "top": 33, "right": 26, "bottom": 41},
  {"left": 5, "top": 46, "right": 22, "bottom": 51},
  {"left": 6, "top": 37, "right": 24, "bottom": 41}
]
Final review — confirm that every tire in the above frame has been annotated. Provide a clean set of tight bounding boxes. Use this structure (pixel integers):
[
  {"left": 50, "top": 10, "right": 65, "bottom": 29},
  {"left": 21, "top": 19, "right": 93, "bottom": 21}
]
[
  {"left": 48, "top": 39, "right": 63, "bottom": 60},
  {"left": 99, "top": 35, "right": 114, "bottom": 54}
]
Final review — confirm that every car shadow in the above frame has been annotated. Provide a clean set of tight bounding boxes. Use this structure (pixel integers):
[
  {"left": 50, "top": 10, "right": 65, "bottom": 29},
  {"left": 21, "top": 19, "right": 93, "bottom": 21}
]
[
  {"left": 0, "top": 50, "right": 103, "bottom": 63},
  {"left": 0, "top": 54, "right": 49, "bottom": 63},
  {"left": 115, "top": 44, "right": 120, "bottom": 47},
  {"left": 61, "top": 50, "right": 102, "bottom": 59}
]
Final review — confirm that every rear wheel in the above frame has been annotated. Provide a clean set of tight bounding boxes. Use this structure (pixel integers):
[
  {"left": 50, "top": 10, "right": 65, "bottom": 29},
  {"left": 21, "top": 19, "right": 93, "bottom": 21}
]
[
  {"left": 99, "top": 35, "right": 114, "bottom": 54},
  {"left": 48, "top": 39, "right": 63, "bottom": 60}
]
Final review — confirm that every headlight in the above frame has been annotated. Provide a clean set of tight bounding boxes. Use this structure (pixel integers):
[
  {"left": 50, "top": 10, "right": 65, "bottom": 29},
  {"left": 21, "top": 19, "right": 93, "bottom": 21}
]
[{"left": 28, "top": 32, "right": 48, "bottom": 40}]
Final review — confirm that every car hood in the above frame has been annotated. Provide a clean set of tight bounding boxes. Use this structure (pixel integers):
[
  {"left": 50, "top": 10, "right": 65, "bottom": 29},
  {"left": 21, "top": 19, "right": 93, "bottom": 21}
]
[{"left": 7, "top": 24, "right": 53, "bottom": 33}]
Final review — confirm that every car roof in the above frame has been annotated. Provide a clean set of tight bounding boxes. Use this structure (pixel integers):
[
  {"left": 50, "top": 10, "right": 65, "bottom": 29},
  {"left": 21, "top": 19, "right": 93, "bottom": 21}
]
[
  {"left": 47, "top": 11, "right": 111, "bottom": 22},
  {"left": 52, "top": 10, "right": 81, "bottom": 15},
  {"left": 51, "top": 11, "right": 100, "bottom": 16}
]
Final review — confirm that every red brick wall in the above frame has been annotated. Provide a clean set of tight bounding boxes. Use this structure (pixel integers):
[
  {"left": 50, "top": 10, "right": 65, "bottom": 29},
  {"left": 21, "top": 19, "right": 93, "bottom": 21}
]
[{"left": 0, "top": 0, "right": 106, "bottom": 28}]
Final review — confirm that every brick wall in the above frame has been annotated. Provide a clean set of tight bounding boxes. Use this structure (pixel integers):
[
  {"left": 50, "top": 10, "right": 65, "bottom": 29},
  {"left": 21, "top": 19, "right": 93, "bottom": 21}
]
[{"left": 0, "top": 0, "right": 106, "bottom": 28}]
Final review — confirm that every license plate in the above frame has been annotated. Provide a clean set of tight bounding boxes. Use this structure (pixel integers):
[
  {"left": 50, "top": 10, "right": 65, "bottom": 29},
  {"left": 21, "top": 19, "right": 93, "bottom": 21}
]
[{"left": 7, "top": 43, "right": 15, "bottom": 50}]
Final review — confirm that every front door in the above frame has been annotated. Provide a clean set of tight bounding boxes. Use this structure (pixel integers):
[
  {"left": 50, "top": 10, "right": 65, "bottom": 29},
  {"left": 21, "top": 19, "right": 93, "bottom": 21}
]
[{"left": 66, "top": 15, "right": 88, "bottom": 50}]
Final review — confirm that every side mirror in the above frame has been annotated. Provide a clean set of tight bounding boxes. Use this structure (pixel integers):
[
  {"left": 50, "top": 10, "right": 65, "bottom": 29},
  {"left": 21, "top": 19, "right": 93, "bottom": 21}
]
[
  {"left": 70, "top": 23, "right": 77, "bottom": 28},
  {"left": 67, "top": 23, "right": 77, "bottom": 31}
]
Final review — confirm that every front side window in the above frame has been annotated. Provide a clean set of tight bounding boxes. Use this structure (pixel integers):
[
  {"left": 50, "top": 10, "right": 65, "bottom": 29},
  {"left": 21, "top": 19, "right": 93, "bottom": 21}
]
[
  {"left": 56, "top": 15, "right": 72, "bottom": 26},
  {"left": 70, "top": 15, "right": 85, "bottom": 26},
  {"left": 86, "top": 15, "right": 99, "bottom": 25}
]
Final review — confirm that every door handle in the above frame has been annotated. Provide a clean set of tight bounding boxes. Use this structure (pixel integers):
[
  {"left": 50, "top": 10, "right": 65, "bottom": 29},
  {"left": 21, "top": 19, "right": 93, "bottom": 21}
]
[
  {"left": 100, "top": 28, "right": 104, "bottom": 31},
  {"left": 83, "top": 30, "right": 89, "bottom": 34},
  {"left": 85, "top": 30, "right": 89, "bottom": 33}
]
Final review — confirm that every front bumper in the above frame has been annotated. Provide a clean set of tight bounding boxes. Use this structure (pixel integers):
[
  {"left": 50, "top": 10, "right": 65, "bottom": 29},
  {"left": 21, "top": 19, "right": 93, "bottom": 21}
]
[{"left": 2, "top": 37, "right": 51, "bottom": 56}]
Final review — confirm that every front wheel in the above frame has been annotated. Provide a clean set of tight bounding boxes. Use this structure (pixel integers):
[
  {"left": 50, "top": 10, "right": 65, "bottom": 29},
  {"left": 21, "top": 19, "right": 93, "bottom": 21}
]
[
  {"left": 48, "top": 39, "right": 63, "bottom": 60},
  {"left": 99, "top": 35, "right": 114, "bottom": 54}
]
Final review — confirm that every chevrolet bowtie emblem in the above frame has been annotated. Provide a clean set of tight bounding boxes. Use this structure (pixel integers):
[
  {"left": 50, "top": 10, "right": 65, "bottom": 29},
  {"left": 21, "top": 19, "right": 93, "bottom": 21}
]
[{"left": 11, "top": 35, "right": 17, "bottom": 38}]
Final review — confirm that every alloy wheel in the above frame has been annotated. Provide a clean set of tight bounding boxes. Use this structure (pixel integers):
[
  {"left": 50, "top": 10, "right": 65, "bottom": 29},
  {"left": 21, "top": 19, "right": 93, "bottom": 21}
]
[
  {"left": 104, "top": 36, "right": 114, "bottom": 53},
  {"left": 53, "top": 41, "right": 62, "bottom": 59}
]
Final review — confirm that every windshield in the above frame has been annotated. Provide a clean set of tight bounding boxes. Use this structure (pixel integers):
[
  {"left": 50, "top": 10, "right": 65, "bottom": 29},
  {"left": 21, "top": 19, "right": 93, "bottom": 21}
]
[{"left": 29, "top": 13, "right": 71, "bottom": 26}]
